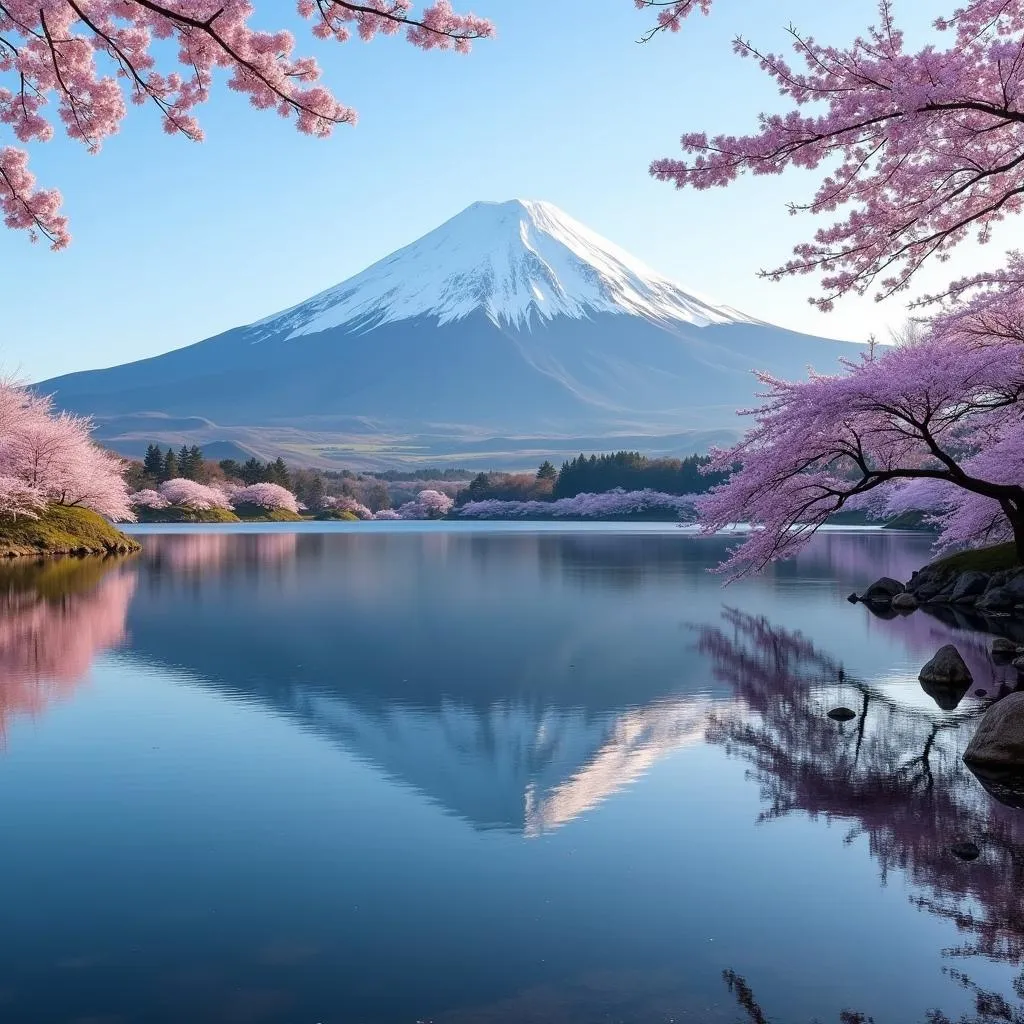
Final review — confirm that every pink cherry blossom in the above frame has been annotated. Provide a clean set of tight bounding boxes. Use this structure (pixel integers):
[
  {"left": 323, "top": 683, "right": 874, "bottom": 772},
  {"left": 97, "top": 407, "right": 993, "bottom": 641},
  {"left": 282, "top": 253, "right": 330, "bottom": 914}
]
[
  {"left": 0, "top": 380, "right": 134, "bottom": 521},
  {"left": 130, "top": 488, "right": 170, "bottom": 510},
  {"left": 159, "top": 477, "right": 233, "bottom": 510},
  {"left": 322, "top": 494, "right": 373, "bottom": 519},
  {"left": 231, "top": 481, "right": 302, "bottom": 514},
  {"left": 0, "top": 2, "right": 494, "bottom": 247},
  {"left": 458, "top": 488, "right": 698, "bottom": 520},
  {"left": 696, "top": 332, "right": 1024, "bottom": 577},
  {"left": 396, "top": 488, "right": 454, "bottom": 519},
  {"left": 642, "top": 0, "right": 1024, "bottom": 309}
]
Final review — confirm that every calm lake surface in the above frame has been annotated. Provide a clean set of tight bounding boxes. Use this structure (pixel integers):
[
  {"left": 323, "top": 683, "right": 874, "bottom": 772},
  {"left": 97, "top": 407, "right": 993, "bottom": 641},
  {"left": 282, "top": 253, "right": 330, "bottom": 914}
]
[{"left": 1, "top": 524, "right": 1022, "bottom": 1024}]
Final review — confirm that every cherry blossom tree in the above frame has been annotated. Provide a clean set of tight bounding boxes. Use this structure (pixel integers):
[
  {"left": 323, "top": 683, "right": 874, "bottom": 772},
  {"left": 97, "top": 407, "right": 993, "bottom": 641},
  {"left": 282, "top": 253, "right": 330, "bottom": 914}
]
[
  {"left": 697, "top": 335, "right": 1024, "bottom": 576},
  {"left": 231, "top": 481, "right": 302, "bottom": 514},
  {"left": 0, "top": 1, "right": 494, "bottom": 248},
  {"left": 322, "top": 494, "right": 373, "bottom": 519},
  {"left": 458, "top": 488, "right": 698, "bottom": 520},
  {"left": 638, "top": 0, "right": 1024, "bottom": 566},
  {"left": 158, "top": 476, "right": 233, "bottom": 510},
  {"left": 0, "top": 380, "right": 133, "bottom": 521},
  {"left": 396, "top": 488, "right": 454, "bottom": 519}
]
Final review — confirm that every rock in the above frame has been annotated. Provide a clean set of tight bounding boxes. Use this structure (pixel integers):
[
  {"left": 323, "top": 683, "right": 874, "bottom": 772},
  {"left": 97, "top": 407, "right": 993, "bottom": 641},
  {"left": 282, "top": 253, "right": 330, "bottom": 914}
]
[
  {"left": 846, "top": 592, "right": 859, "bottom": 604},
  {"left": 991, "top": 637, "right": 1020, "bottom": 661},
  {"left": 977, "top": 587, "right": 1014, "bottom": 613},
  {"left": 892, "top": 592, "right": 918, "bottom": 611},
  {"left": 1001, "top": 572, "right": 1024, "bottom": 603},
  {"left": 1014, "top": 656, "right": 1024, "bottom": 673},
  {"left": 965, "top": 763, "right": 1024, "bottom": 809},
  {"left": 827, "top": 707, "right": 857, "bottom": 722},
  {"left": 950, "top": 841, "right": 980, "bottom": 861},
  {"left": 975, "top": 688, "right": 988, "bottom": 697},
  {"left": 951, "top": 571, "right": 990, "bottom": 603},
  {"left": 919, "top": 645, "right": 973, "bottom": 689},
  {"left": 963, "top": 692, "right": 1024, "bottom": 771},
  {"left": 860, "top": 577, "right": 905, "bottom": 604}
]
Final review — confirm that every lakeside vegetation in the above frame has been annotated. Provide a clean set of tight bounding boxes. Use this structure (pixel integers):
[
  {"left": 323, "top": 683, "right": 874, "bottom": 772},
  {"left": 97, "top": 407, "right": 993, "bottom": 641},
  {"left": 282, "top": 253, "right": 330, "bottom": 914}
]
[{"left": 0, "top": 506, "right": 140, "bottom": 559}]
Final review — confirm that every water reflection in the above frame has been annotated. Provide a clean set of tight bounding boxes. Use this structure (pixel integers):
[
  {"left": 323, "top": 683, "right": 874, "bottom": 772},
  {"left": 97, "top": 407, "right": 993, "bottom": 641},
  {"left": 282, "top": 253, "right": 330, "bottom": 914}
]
[
  {"left": 696, "top": 607, "right": 1024, "bottom": 1019},
  {"left": 0, "top": 557, "right": 135, "bottom": 734},
  {"left": 3, "top": 527, "right": 1024, "bottom": 1023}
]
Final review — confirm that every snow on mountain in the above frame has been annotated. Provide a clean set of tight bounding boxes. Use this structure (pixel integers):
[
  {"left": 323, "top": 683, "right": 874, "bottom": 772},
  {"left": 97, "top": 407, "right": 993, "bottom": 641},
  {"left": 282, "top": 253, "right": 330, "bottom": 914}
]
[{"left": 253, "top": 199, "right": 757, "bottom": 337}]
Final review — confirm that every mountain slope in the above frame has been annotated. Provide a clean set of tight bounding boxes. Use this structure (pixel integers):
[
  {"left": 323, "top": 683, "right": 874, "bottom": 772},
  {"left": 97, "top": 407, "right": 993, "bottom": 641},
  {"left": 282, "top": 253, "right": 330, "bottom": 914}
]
[{"left": 41, "top": 199, "right": 861, "bottom": 468}]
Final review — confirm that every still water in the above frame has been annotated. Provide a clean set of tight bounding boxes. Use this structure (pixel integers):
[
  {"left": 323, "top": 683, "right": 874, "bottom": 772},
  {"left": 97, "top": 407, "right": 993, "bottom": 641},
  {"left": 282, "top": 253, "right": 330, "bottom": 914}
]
[{"left": 0, "top": 525, "right": 1021, "bottom": 1024}]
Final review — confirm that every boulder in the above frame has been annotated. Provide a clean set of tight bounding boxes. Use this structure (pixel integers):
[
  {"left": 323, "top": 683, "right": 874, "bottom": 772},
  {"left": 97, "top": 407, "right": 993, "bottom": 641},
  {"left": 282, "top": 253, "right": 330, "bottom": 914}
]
[
  {"left": 977, "top": 587, "right": 1014, "bottom": 613},
  {"left": 892, "top": 592, "right": 918, "bottom": 611},
  {"left": 846, "top": 592, "right": 859, "bottom": 604},
  {"left": 919, "top": 645, "right": 973, "bottom": 689},
  {"left": 1013, "top": 655, "right": 1024, "bottom": 673},
  {"left": 1002, "top": 572, "right": 1024, "bottom": 603},
  {"left": 860, "top": 577, "right": 904, "bottom": 604},
  {"left": 991, "top": 637, "right": 1020, "bottom": 661},
  {"left": 950, "top": 571, "right": 990, "bottom": 603},
  {"left": 827, "top": 707, "right": 857, "bottom": 722},
  {"left": 963, "top": 692, "right": 1024, "bottom": 771}
]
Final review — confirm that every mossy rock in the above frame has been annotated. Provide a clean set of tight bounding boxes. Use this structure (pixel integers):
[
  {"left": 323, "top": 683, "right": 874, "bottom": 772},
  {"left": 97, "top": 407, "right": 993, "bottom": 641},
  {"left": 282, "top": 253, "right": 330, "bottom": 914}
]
[
  {"left": 136, "top": 505, "right": 240, "bottom": 524},
  {"left": 0, "top": 505, "right": 141, "bottom": 559},
  {"left": 232, "top": 503, "right": 303, "bottom": 522},
  {"left": 927, "top": 542, "right": 1020, "bottom": 575}
]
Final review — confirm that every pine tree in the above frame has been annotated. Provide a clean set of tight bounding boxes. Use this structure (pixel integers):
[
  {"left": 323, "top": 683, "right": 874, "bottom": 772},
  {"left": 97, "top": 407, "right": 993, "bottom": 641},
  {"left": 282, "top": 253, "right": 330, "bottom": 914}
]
[
  {"left": 143, "top": 444, "right": 164, "bottom": 481},
  {"left": 163, "top": 447, "right": 179, "bottom": 481},
  {"left": 536, "top": 460, "right": 557, "bottom": 481}
]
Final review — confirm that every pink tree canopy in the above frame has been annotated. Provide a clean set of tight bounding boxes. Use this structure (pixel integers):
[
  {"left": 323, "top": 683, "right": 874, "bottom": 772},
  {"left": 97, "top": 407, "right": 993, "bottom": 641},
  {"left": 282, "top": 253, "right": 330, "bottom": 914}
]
[
  {"left": 641, "top": 0, "right": 1024, "bottom": 566},
  {"left": 231, "top": 481, "right": 302, "bottom": 514},
  {"left": 640, "top": 0, "right": 1024, "bottom": 310},
  {"left": 158, "top": 477, "right": 233, "bottom": 510},
  {"left": 696, "top": 334, "right": 1024, "bottom": 576},
  {"left": 0, "top": 380, "right": 133, "bottom": 521},
  {"left": 0, "top": 1, "right": 494, "bottom": 248}
]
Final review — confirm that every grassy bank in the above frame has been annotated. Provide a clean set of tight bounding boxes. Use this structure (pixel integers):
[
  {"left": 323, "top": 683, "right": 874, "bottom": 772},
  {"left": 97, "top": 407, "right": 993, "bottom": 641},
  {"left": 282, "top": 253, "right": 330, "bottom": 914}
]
[
  {"left": 926, "top": 542, "right": 1020, "bottom": 574},
  {"left": 0, "top": 506, "right": 141, "bottom": 558}
]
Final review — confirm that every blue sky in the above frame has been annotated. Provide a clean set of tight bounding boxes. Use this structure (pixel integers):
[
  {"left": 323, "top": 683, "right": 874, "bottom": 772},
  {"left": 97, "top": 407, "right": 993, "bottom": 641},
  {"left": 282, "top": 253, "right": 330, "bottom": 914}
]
[{"left": 1, "top": 0, "right": 1012, "bottom": 382}]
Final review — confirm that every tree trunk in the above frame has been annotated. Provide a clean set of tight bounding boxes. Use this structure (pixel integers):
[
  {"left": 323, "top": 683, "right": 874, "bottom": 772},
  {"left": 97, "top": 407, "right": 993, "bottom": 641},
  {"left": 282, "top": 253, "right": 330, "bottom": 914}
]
[{"left": 1008, "top": 505, "right": 1024, "bottom": 566}]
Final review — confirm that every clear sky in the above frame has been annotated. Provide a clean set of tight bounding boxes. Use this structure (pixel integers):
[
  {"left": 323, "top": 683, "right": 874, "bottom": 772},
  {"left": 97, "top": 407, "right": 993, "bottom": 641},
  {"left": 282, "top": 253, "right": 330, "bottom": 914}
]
[{"left": 2, "top": 0, "right": 1017, "bottom": 382}]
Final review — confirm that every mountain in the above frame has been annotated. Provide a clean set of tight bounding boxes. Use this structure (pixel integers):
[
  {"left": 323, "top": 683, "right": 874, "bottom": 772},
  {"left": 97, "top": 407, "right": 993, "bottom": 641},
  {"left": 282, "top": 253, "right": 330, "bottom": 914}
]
[{"left": 41, "top": 199, "right": 861, "bottom": 468}]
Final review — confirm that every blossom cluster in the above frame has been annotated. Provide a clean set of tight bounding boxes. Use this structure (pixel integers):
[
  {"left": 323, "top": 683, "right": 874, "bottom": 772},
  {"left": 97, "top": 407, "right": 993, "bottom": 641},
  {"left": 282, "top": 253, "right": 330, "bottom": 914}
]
[
  {"left": 0, "top": 1, "right": 493, "bottom": 247},
  {"left": 458, "top": 488, "right": 698, "bottom": 520},
  {"left": 0, "top": 380, "right": 133, "bottom": 522}
]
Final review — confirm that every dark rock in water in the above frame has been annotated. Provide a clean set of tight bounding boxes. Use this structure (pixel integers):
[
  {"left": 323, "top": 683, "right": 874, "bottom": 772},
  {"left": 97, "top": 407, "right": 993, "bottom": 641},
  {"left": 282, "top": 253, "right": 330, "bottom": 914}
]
[
  {"left": 951, "top": 571, "right": 990, "bottom": 603},
  {"left": 892, "top": 592, "right": 918, "bottom": 611},
  {"left": 860, "top": 577, "right": 905, "bottom": 604},
  {"left": 975, "top": 688, "right": 988, "bottom": 698},
  {"left": 1002, "top": 572, "right": 1024, "bottom": 603},
  {"left": 1011, "top": 656, "right": 1024, "bottom": 673},
  {"left": 965, "top": 763, "right": 1024, "bottom": 809},
  {"left": 827, "top": 707, "right": 857, "bottom": 722},
  {"left": 847, "top": 592, "right": 859, "bottom": 604},
  {"left": 964, "top": 692, "right": 1024, "bottom": 770},
  {"left": 919, "top": 645, "right": 973, "bottom": 688},
  {"left": 978, "top": 587, "right": 1014, "bottom": 613},
  {"left": 921, "top": 674, "right": 972, "bottom": 711},
  {"left": 992, "top": 637, "right": 1020, "bottom": 661},
  {"left": 950, "top": 841, "right": 980, "bottom": 861}
]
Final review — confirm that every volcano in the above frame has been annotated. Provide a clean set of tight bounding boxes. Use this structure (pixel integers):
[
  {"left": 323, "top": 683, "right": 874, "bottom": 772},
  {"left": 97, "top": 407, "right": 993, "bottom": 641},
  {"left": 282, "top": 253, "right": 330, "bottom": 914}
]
[{"left": 41, "top": 199, "right": 860, "bottom": 468}]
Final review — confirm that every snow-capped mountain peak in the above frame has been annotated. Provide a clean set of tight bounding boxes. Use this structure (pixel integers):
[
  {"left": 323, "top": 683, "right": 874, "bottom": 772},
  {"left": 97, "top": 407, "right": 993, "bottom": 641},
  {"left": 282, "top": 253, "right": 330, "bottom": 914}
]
[{"left": 252, "top": 199, "right": 756, "bottom": 338}]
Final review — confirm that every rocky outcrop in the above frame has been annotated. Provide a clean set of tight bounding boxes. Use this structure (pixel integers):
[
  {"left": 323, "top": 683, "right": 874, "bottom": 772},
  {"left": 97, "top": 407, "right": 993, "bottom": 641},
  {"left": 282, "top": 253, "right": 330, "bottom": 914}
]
[
  {"left": 854, "top": 577, "right": 905, "bottom": 606},
  {"left": 963, "top": 692, "right": 1024, "bottom": 771},
  {"left": 866, "top": 557, "right": 1024, "bottom": 620}
]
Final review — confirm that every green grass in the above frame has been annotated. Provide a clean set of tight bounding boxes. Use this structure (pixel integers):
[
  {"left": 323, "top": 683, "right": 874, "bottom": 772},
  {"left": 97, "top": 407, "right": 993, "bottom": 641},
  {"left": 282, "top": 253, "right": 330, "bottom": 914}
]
[
  {"left": 927, "top": 542, "right": 1020, "bottom": 574},
  {"left": 0, "top": 505, "right": 141, "bottom": 558},
  {"left": 316, "top": 509, "right": 361, "bottom": 522},
  {"left": 136, "top": 506, "right": 240, "bottom": 524},
  {"left": 232, "top": 503, "right": 304, "bottom": 522}
]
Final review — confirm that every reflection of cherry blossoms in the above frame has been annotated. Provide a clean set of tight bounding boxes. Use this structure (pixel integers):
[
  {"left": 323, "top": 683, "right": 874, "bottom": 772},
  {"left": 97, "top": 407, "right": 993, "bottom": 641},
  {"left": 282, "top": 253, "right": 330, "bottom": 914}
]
[
  {"left": 697, "top": 608, "right": 1024, "bottom": 984},
  {"left": 144, "top": 532, "right": 299, "bottom": 575},
  {"left": 0, "top": 561, "right": 136, "bottom": 735}
]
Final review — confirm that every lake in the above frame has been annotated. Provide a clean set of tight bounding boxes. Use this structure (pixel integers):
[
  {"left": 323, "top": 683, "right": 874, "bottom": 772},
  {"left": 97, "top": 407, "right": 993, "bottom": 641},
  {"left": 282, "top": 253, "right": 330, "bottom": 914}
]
[{"left": 0, "top": 524, "right": 1021, "bottom": 1024}]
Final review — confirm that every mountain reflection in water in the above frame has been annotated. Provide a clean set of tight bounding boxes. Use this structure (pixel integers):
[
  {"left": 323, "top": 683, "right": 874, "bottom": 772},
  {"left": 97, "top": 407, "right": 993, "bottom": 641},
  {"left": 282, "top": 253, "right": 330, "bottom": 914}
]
[{"left": 0, "top": 526, "right": 1022, "bottom": 1024}]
